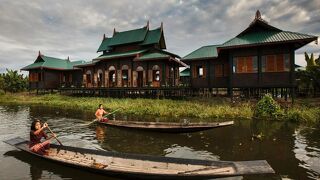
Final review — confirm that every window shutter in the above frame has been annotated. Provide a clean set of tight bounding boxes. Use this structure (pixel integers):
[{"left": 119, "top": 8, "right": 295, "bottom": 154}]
[
  {"left": 266, "top": 55, "right": 275, "bottom": 72},
  {"left": 276, "top": 54, "right": 284, "bottom": 71},
  {"left": 246, "top": 57, "right": 253, "bottom": 72},
  {"left": 202, "top": 66, "right": 206, "bottom": 79}
]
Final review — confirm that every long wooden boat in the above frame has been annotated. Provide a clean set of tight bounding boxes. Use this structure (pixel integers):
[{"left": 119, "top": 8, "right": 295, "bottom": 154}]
[
  {"left": 98, "top": 120, "right": 234, "bottom": 133},
  {"left": 4, "top": 137, "right": 274, "bottom": 179}
]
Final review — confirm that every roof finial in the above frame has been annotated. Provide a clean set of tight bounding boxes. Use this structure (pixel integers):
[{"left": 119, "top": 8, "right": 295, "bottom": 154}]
[
  {"left": 38, "top": 50, "right": 41, "bottom": 56},
  {"left": 103, "top": 33, "right": 106, "bottom": 40},
  {"left": 113, "top": 28, "right": 116, "bottom": 36},
  {"left": 146, "top": 20, "right": 150, "bottom": 29},
  {"left": 255, "top": 10, "right": 261, "bottom": 20},
  {"left": 160, "top": 22, "right": 163, "bottom": 30},
  {"left": 67, "top": 56, "right": 70, "bottom": 61}
]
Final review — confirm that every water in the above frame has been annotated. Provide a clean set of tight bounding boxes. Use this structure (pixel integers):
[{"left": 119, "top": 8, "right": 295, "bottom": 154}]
[{"left": 0, "top": 105, "right": 319, "bottom": 180}]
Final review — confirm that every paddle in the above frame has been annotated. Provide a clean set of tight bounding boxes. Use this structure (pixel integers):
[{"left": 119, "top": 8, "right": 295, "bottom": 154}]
[
  {"left": 46, "top": 124, "right": 63, "bottom": 146},
  {"left": 87, "top": 108, "right": 122, "bottom": 126}
]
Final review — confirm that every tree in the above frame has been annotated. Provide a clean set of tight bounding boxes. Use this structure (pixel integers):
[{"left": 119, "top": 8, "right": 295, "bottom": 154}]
[
  {"left": 296, "top": 52, "right": 320, "bottom": 97},
  {"left": 1, "top": 69, "right": 28, "bottom": 93},
  {"left": 316, "top": 55, "right": 320, "bottom": 66}
]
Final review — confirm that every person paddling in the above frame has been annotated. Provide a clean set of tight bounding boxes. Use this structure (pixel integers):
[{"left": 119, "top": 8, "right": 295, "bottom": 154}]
[
  {"left": 29, "top": 119, "right": 56, "bottom": 155},
  {"left": 95, "top": 104, "right": 109, "bottom": 122}
]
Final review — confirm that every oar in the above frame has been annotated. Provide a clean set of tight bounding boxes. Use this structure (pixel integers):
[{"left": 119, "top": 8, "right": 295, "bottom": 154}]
[
  {"left": 87, "top": 108, "right": 122, "bottom": 126},
  {"left": 47, "top": 124, "right": 63, "bottom": 146},
  {"left": 103, "top": 108, "right": 122, "bottom": 118}
]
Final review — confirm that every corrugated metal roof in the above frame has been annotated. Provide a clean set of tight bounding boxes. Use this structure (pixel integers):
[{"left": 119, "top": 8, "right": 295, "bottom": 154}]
[
  {"left": 136, "top": 52, "right": 170, "bottom": 61},
  {"left": 222, "top": 31, "right": 317, "bottom": 48},
  {"left": 97, "top": 37, "right": 112, "bottom": 52},
  {"left": 140, "top": 28, "right": 162, "bottom": 46},
  {"left": 182, "top": 45, "right": 219, "bottom": 61},
  {"left": 108, "top": 26, "right": 148, "bottom": 46},
  {"left": 180, "top": 68, "right": 190, "bottom": 77},
  {"left": 97, "top": 26, "right": 163, "bottom": 52},
  {"left": 21, "top": 55, "right": 86, "bottom": 70},
  {"left": 94, "top": 49, "right": 148, "bottom": 60}
]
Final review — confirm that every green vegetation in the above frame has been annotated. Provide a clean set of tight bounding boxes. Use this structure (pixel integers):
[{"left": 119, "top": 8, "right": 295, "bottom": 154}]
[
  {"left": 0, "top": 93, "right": 319, "bottom": 124},
  {"left": 0, "top": 69, "right": 28, "bottom": 93},
  {"left": 296, "top": 52, "right": 320, "bottom": 97},
  {"left": 254, "top": 94, "right": 283, "bottom": 119},
  {"left": 0, "top": 93, "right": 252, "bottom": 121}
]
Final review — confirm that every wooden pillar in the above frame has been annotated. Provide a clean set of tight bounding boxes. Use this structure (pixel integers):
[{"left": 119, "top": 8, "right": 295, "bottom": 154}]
[
  {"left": 290, "top": 49, "right": 295, "bottom": 103},
  {"left": 147, "top": 62, "right": 149, "bottom": 86},
  {"left": 207, "top": 60, "right": 211, "bottom": 88},
  {"left": 162, "top": 63, "right": 166, "bottom": 86},
  {"left": 228, "top": 52, "right": 233, "bottom": 98}
]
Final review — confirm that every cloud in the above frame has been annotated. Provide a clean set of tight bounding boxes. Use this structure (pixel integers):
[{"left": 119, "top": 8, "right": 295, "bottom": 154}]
[{"left": 0, "top": 0, "right": 319, "bottom": 73}]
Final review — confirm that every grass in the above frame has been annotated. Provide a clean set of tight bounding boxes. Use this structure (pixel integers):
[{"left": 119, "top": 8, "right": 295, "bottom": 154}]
[{"left": 0, "top": 92, "right": 319, "bottom": 124}]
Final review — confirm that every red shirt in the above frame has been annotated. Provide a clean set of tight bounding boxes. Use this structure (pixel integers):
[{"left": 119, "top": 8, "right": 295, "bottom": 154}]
[{"left": 29, "top": 130, "right": 48, "bottom": 147}]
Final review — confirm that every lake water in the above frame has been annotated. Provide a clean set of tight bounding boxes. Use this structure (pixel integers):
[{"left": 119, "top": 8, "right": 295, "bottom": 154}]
[{"left": 0, "top": 105, "right": 319, "bottom": 179}]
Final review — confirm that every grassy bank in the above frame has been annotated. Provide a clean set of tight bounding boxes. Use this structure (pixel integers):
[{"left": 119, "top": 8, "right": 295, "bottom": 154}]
[{"left": 0, "top": 93, "right": 319, "bottom": 124}]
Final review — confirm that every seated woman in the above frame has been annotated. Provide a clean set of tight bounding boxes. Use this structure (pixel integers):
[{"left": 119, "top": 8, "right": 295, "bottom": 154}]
[
  {"left": 95, "top": 104, "right": 109, "bottom": 122},
  {"left": 29, "top": 119, "right": 56, "bottom": 155}
]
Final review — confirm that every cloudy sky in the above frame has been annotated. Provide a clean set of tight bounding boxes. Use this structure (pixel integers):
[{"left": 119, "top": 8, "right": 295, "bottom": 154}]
[{"left": 0, "top": 0, "right": 319, "bottom": 74}]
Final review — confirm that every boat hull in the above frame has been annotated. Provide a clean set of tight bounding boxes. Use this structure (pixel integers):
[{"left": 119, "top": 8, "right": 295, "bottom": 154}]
[
  {"left": 4, "top": 137, "right": 274, "bottom": 179},
  {"left": 98, "top": 120, "right": 234, "bottom": 133}
]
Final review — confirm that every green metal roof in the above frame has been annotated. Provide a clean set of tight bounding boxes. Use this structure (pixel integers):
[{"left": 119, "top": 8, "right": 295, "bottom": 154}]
[
  {"left": 136, "top": 52, "right": 170, "bottom": 61},
  {"left": 21, "top": 55, "right": 86, "bottom": 70},
  {"left": 109, "top": 26, "right": 148, "bottom": 46},
  {"left": 97, "top": 37, "right": 112, "bottom": 52},
  {"left": 94, "top": 49, "right": 148, "bottom": 60},
  {"left": 180, "top": 68, "right": 190, "bottom": 77},
  {"left": 222, "top": 31, "right": 317, "bottom": 48},
  {"left": 140, "top": 28, "right": 162, "bottom": 46},
  {"left": 97, "top": 26, "right": 163, "bottom": 52},
  {"left": 182, "top": 45, "right": 219, "bottom": 61}
]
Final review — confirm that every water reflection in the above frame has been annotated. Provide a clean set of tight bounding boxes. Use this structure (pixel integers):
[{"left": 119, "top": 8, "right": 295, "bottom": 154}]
[
  {"left": 164, "top": 144, "right": 219, "bottom": 161},
  {"left": 0, "top": 104, "right": 319, "bottom": 179},
  {"left": 294, "top": 127, "right": 320, "bottom": 179}
]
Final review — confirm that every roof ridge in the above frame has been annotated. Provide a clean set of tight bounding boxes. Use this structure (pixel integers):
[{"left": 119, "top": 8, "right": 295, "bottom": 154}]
[
  {"left": 41, "top": 55, "right": 68, "bottom": 61},
  {"left": 113, "top": 25, "right": 147, "bottom": 35}
]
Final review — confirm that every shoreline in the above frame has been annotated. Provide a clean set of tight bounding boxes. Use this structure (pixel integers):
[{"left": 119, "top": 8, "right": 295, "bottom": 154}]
[{"left": 0, "top": 93, "right": 319, "bottom": 124}]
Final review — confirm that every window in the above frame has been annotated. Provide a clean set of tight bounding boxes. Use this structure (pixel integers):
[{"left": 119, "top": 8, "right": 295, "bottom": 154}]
[
  {"left": 197, "top": 66, "right": 203, "bottom": 78},
  {"left": 233, "top": 56, "right": 258, "bottom": 73},
  {"left": 262, "top": 54, "right": 290, "bottom": 72},
  {"left": 86, "top": 70, "right": 92, "bottom": 84},
  {"left": 86, "top": 74, "right": 91, "bottom": 84},
  {"left": 152, "top": 65, "right": 160, "bottom": 82},
  {"left": 62, "top": 75, "right": 66, "bottom": 82},
  {"left": 97, "top": 70, "right": 103, "bottom": 84},
  {"left": 29, "top": 72, "right": 39, "bottom": 82},
  {"left": 192, "top": 65, "right": 206, "bottom": 78}
]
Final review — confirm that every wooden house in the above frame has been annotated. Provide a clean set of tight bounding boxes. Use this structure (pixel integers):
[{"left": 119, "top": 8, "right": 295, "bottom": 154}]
[
  {"left": 182, "top": 11, "right": 318, "bottom": 98},
  {"left": 76, "top": 22, "right": 187, "bottom": 89},
  {"left": 21, "top": 52, "right": 86, "bottom": 90}
]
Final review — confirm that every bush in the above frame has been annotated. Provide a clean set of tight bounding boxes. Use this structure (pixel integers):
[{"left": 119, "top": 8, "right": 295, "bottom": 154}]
[
  {"left": 0, "top": 69, "right": 28, "bottom": 93},
  {"left": 254, "top": 94, "right": 283, "bottom": 119}
]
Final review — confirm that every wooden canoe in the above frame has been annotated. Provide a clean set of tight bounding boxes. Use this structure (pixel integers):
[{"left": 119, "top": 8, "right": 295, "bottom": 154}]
[
  {"left": 98, "top": 120, "right": 234, "bottom": 133},
  {"left": 4, "top": 137, "right": 274, "bottom": 179}
]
